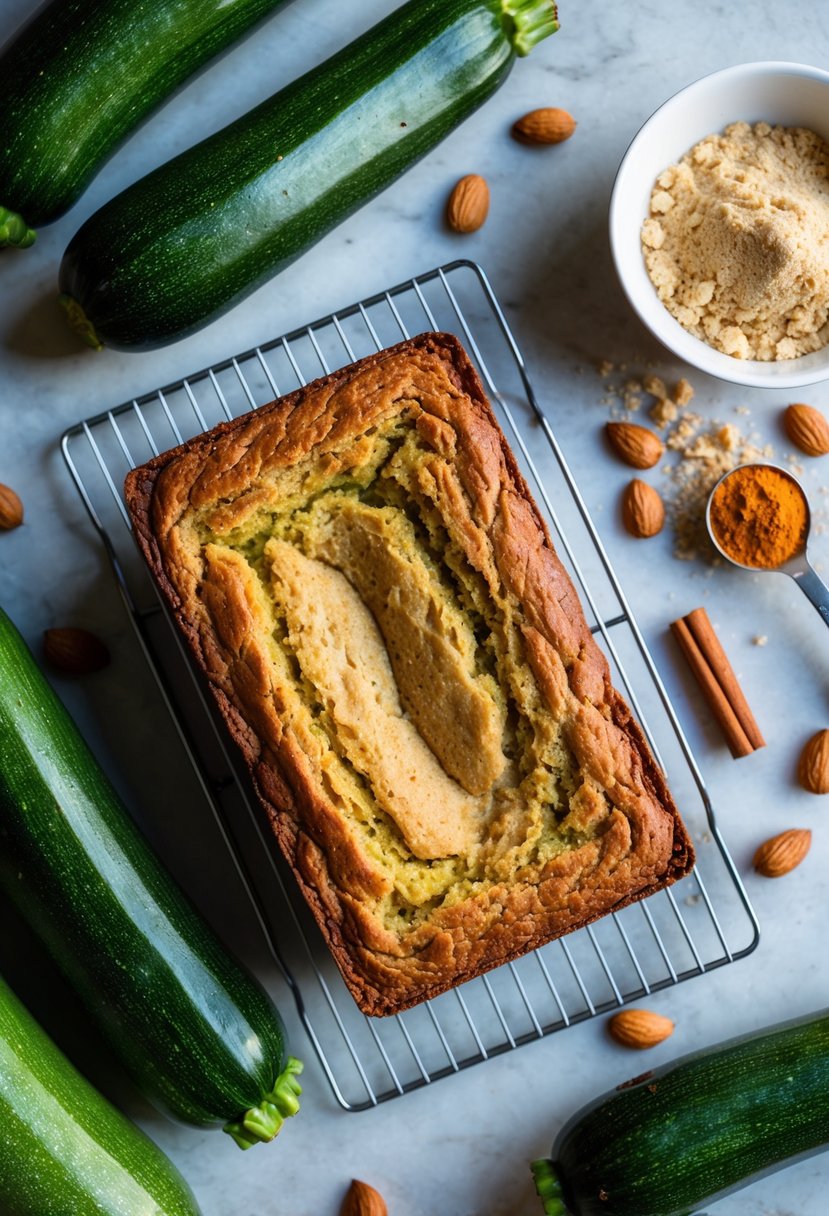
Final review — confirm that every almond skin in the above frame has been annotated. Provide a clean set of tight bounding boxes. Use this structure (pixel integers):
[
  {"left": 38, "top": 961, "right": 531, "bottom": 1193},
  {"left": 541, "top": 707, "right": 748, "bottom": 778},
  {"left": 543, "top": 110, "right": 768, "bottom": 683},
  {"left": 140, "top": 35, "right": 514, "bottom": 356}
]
[
  {"left": 446, "top": 174, "right": 489, "bottom": 233},
  {"left": 340, "top": 1180, "right": 387, "bottom": 1216},
  {"left": 608, "top": 1009, "right": 674, "bottom": 1050},
  {"left": 43, "top": 627, "right": 111, "bottom": 676},
  {"left": 512, "top": 107, "right": 576, "bottom": 145},
  {"left": 622, "top": 479, "right": 665, "bottom": 538},
  {"left": 606, "top": 422, "right": 663, "bottom": 469},
  {"left": 783, "top": 403, "right": 829, "bottom": 457},
  {"left": 0, "top": 483, "right": 23, "bottom": 531},
  {"left": 797, "top": 729, "right": 829, "bottom": 793},
  {"left": 753, "top": 828, "right": 811, "bottom": 878}
]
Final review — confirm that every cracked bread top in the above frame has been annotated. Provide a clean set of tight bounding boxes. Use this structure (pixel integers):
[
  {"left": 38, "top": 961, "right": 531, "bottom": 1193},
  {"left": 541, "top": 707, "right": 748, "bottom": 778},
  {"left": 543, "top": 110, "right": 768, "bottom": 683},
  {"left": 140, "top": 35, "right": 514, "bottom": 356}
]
[{"left": 125, "top": 332, "right": 694, "bottom": 1016}]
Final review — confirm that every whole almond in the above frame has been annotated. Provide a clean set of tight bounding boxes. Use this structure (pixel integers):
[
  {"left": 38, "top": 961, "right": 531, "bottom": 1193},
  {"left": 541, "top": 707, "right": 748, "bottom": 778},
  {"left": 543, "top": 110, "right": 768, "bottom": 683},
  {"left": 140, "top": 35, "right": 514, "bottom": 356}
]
[
  {"left": 622, "top": 479, "right": 665, "bottom": 538},
  {"left": 512, "top": 107, "right": 576, "bottom": 145},
  {"left": 340, "top": 1179, "right": 387, "bottom": 1216},
  {"left": 446, "top": 174, "right": 489, "bottom": 233},
  {"left": 753, "top": 828, "right": 811, "bottom": 878},
  {"left": 43, "top": 627, "right": 111, "bottom": 676},
  {"left": 0, "top": 483, "right": 23, "bottom": 530},
  {"left": 606, "top": 422, "right": 663, "bottom": 469},
  {"left": 608, "top": 1009, "right": 674, "bottom": 1050},
  {"left": 797, "top": 729, "right": 829, "bottom": 793},
  {"left": 783, "top": 403, "right": 829, "bottom": 456}
]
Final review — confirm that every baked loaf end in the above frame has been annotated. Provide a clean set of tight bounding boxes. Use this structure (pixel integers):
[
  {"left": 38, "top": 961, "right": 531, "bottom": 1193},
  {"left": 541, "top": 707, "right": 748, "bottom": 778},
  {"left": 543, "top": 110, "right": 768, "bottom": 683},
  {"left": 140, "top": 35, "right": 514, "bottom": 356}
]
[{"left": 125, "top": 333, "right": 694, "bottom": 1016}]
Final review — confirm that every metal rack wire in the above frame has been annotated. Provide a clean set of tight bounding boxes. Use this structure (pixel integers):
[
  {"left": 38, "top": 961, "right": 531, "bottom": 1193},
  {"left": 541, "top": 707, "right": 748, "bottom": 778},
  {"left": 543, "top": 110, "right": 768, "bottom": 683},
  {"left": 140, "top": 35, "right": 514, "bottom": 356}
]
[{"left": 62, "top": 260, "right": 759, "bottom": 1111}]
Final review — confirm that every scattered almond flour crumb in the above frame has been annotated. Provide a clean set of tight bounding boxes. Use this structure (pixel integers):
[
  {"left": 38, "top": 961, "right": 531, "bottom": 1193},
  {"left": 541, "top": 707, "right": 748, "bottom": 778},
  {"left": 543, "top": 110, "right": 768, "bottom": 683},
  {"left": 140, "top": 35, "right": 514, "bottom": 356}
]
[
  {"left": 643, "top": 373, "right": 667, "bottom": 399},
  {"left": 717, "top": 424, "right": 740, "bottom": 450},
  {"left": 594, "top": 362, "right": 650, "bottom": 417},
  {"left": 752, "top": 635, "right": 769, "bottom": 647},
  {"left": 642, "top": 122, "right": 829, "bottom": 361},
  {"left": 666, "top": 412, "right": 703, "bottom": 450},
  {"left": 673, "top": 378, "right": 694, "bottom": 406},
  {"left": 735, "top": 405, "right": 751, "bottom": 416},
  {"left": 650, "top": 397, "right": 679, "bottom": 428}
]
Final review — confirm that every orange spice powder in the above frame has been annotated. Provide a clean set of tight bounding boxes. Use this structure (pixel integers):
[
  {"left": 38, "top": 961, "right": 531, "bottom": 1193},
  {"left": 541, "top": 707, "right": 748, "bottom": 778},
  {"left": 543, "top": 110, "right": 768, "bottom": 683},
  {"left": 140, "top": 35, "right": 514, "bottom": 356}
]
[{"left": 709, "top": 464, "right": 808, "bottom": 569}]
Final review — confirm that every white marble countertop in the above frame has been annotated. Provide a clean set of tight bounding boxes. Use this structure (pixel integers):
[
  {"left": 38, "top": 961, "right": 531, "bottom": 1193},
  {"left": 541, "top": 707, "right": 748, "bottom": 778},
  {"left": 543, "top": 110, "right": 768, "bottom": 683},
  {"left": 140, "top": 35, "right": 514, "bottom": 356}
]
[{"left": 1, "top": 0, "right": 828, "bottom": 1212}]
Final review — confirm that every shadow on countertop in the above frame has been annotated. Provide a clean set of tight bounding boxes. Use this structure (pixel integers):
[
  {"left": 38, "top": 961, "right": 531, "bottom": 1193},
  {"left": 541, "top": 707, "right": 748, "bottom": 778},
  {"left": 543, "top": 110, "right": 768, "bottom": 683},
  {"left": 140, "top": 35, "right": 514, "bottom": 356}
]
[
  {"left": 3, "top": 283, "right": 88, "bottom": 359},
  {"left": 506, "top": 209, "right": 664, "bottom": 374}
]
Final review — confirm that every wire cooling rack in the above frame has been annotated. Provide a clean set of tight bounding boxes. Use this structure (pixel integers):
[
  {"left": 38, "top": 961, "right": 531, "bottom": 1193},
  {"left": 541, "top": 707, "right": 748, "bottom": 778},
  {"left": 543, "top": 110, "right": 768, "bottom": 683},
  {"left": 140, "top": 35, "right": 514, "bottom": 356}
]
[{"left": 62, "top": 260, "right": 759, "bottom": 1111}]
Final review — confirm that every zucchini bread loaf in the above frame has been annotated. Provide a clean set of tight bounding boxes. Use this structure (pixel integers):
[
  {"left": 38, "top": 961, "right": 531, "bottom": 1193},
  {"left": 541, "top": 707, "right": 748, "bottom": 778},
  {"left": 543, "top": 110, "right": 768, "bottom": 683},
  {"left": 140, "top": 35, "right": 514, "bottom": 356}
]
[{"left": 125, "top": 333, "right": 694, "bottom": 1016}]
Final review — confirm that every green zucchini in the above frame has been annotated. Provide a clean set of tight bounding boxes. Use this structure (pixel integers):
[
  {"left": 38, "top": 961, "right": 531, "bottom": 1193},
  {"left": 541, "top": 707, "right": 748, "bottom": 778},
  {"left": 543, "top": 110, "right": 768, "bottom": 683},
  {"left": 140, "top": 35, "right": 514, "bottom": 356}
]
[
  {"left": 58, "top": 0, "right": 559, "bottom": 349},
  {"left": 0, "top": 0, "right": 294, "bottom": 247},
  {"left": 532, "top": 1010, "right": 829, "bottom": 1216},
  {"left": 0, "top": 972, "right": 200, "bottom": 1215},
  {"left": 0, "top": 605, "right": 302, "bottom": 1150}
]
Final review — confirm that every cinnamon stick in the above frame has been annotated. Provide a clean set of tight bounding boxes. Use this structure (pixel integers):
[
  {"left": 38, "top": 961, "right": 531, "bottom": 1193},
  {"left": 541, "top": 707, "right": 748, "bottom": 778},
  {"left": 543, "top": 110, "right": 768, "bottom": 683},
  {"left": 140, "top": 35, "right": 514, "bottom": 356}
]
[
  {"left": 670, "top": 607, "right": 765, "bottom": 758},
  {"left": 684, "top": 607, "right": 765, "bottom": 751}
]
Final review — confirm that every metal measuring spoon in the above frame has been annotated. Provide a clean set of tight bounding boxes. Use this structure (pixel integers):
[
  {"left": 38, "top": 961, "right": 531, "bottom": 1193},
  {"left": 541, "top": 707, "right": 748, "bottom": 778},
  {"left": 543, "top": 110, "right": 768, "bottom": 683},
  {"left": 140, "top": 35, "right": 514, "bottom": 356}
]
[{"left": 706, "top": 462, "right": 829, "bottom": 628}]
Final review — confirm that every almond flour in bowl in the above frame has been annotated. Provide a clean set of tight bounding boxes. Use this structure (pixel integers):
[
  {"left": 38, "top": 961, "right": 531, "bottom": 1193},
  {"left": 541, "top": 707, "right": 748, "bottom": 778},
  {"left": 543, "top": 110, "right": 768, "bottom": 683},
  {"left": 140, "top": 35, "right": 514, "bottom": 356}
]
[{"left": 642, "top": 121, "right": 829, "bottom": 361}]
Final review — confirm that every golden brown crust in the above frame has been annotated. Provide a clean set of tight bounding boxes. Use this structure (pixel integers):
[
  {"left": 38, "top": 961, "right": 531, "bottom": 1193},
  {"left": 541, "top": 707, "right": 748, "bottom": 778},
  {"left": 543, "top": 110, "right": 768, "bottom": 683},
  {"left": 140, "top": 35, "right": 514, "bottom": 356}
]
[{"left": 125, "top": 333, "right": 694, "bottom": 1016}]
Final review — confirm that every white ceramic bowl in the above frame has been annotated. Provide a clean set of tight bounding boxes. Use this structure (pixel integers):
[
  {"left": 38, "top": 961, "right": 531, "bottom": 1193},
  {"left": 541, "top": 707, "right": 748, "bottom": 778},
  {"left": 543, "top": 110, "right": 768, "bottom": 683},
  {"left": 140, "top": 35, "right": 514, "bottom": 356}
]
[{"left": 609, "top": 61, "right": 829, "bottom": 389}]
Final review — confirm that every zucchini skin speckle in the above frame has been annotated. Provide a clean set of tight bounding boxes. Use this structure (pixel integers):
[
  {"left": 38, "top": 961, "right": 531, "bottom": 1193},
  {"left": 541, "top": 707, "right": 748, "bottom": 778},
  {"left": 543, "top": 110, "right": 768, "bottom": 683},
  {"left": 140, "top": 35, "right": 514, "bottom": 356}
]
[{"left": 0, "top": 974, "right": 202, "bottom": 1215}]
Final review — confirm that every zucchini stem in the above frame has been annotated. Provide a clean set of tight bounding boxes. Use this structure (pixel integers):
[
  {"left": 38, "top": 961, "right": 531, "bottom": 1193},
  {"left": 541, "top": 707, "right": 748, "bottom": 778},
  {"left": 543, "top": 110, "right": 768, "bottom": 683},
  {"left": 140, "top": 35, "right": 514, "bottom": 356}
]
[
  {"left": 531, "top": 1158, "right": 569, "bottom": 1216},
  {"left": 502, "top": 0, "right": 559, "bottom": 55},
  {"left": 223, "top": 1056, "right": 303, "bottom": 1150},
  {"left": 59, "top": 294, "right": 104, "bottom": 351},
  {"left": 0, "top": 206, "right": 36, "bottom": 249}
]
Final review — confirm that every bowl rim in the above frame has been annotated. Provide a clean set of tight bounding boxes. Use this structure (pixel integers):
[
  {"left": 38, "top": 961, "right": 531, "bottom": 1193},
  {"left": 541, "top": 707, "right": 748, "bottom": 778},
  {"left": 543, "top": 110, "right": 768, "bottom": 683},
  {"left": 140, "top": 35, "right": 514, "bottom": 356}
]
[{"left": 608, "top": 60, "right": 829, "bottom": 389}]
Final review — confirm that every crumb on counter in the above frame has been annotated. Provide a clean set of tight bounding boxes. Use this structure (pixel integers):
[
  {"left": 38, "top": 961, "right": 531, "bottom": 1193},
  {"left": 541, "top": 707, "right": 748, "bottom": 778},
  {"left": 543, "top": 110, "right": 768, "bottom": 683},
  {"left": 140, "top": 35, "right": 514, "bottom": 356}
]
[
  {"left": 643, "top": 373, "right": 668, "bottom": 399},
  {"left": 650, "top": 398, "right": 679, "bottom": 428},
  {"left": 673, "top": 377, "right": 694, "bottom": 406}
]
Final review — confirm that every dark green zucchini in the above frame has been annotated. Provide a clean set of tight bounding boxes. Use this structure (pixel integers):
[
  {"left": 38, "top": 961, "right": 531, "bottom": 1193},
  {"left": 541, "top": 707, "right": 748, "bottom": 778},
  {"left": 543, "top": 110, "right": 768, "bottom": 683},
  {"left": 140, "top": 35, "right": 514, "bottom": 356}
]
[
  {"left": 532, "top": 1010, "right": 829, "bottom": 1216},
  {"left": 0, "top": 973, "right": 201, "bottom": 1215},
  {"left": 58, "top": 0, "right": 559, "bottom": 349},
  {"left": 0, "top": 605, "right": 302, "bottom": 1149},
  {"left": 0, "top": 0, "right": 293, "bottom": 247}
]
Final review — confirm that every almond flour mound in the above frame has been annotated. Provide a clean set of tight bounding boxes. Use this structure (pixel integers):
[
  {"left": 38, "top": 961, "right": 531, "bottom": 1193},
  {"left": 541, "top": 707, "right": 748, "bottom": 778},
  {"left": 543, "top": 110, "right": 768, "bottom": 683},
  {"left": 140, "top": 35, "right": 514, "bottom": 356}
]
[{"left": 642, "top": 122, "right": 829, "bottom": 361}]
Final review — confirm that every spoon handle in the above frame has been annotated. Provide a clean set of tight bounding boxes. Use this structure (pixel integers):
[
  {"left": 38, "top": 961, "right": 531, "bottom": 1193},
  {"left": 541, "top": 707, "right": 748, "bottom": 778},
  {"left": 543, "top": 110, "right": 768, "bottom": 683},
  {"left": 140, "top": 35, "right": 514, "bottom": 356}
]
[{"left": 790, "top": 560, "right": 829, "bottom": 628}]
